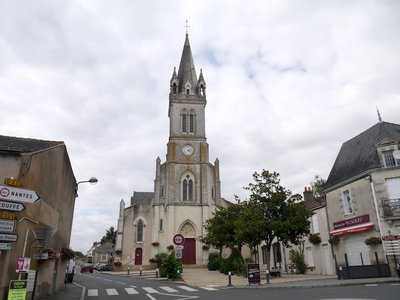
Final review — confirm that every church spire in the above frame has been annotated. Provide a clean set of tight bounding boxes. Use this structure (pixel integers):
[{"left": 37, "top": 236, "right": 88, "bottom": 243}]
[{"left": 177, "top": 33, "right": 198, "bottom": 94}]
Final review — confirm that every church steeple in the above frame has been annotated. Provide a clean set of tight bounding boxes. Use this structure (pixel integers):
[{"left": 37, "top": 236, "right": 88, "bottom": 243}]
[{"left": 176, "top": 34, "right": 198, "bottom": 95}]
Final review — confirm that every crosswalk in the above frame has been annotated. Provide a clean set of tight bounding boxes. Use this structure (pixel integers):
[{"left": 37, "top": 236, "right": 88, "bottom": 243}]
[{"left": 87, "top": 285, "right": 218, "bottom": 296}]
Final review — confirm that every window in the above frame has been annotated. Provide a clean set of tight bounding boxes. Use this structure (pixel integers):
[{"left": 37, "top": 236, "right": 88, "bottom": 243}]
[
  {"left": 261, "top": 245, "right": 268, "bottom": 264},
  {"left": 312, "top": 214, "right": 319, "bottom": 234},
  {"left": 342, "top": 190, "right": 354, "bottom": 215},
  {"left": 181, "top": 113, "right": 187, "bottom": 133},
  {"left": 383, "top": 151, "right": 397, "bottom": 167},
  {"left": 189, "top": 112, "right": 194, "bottom": 133},
  {"left": 159, "top": 219, "right": 163, "bottom": 232},
  {"left": 136, "top": 220, "right": 144, "bottom": 242},
  {"left": 101, "top": 254, "right": 107, "bottom": 262},
  {"left": 305, "top": 247, "right": 314, "bottom": 267},
  {"left": 182, "top": 174, "right": 194, "bottom": 201},
  {"left": 160, "top": 185, "right": 164, "bottom": 198},
  {"left": 172, "top": 83, "right": 177, "bottom": 94}
]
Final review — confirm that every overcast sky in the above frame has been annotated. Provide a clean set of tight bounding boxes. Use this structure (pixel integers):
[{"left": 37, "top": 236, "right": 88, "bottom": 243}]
[{"left": 1, "top": 0, "right": 399, "bottom": 253}]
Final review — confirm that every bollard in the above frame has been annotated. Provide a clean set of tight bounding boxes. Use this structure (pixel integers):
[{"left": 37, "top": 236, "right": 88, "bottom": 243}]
[
  {"left": 265, "top": 270, "right": 270, "bottom": 284},
  {"left": 127, "top": 267, "right": 130, "bottom": 275},
  {"left": 140, "top": 268, "right": 142, "bottom": 276},
  {"left": 177, "top": 270, "right": 181, "bottom": 280},
  {"left": 156, "top": 268, "right": 159, "bottom": 278},
  {"left": 227, "top": 271, "right": 232, "bottom": 286}
]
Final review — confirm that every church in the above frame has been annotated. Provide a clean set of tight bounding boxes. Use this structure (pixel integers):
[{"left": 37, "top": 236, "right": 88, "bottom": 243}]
[{"left": 115, "top": 34, "right": 230, "bottom": 267}]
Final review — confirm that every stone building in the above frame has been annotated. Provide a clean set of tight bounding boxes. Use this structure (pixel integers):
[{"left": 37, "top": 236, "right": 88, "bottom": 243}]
[
  {"left": 0, "top": 135, "right": 76, "bottom": 298},
  {"left": 115, "top": 34, "right": 230, "bottom": 268},
  {"left": 324, "top": 120, "right": 400, "bottom": 277}
]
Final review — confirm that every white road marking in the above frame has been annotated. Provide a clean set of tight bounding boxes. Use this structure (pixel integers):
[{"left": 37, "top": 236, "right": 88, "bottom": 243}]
[
  {"left": 160, "top": 286, "right": 178, "bottom": 293},
  {"left": 115, "top": 281, "right": 125, "bottom": 285},
  {"left": 125, "top": 287, "right": 139, "bottom": 294},
  {"left": 200, "top": 286, "right": 218, "bottom": 290},
  {"left": 177, "top": 285, "right": 198, "bottom": 292},
  {"left": 146, "top": 294, "right": 157, "bottom": 300},
  {"left": 106, "top": 288, "right": 119, "bottom": 295},
  {"left": 143, "top": 287, "right": 159, "bottom": 294},
  {"left": 365, "top": 284, "right": 378, "bottom": 287},
  {"left": 87, "top": 289, "right": 98, "bottom": 297},
  {"left": 390, "top": 283, "right": 400, "bottom": 286}
]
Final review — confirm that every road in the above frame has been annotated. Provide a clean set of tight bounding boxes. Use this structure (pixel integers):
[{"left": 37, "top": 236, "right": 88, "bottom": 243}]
[{"left": 74, "top": 272, "right": 400, "bottom": 300}]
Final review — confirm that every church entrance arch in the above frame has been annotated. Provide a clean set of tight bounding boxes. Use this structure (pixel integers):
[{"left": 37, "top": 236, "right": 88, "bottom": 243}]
[{"left": 135, "top": 248, "right": 142, "bottom": 265}]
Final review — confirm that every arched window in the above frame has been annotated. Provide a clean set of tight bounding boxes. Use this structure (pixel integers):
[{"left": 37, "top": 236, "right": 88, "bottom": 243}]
[
  {"left": 181, "top": 110, "right": 187, "bottom": 133},
  {"left": 136, "top": 220, "right": 144, "bottom": 242},
  {"left": 182, "top": 174, "right": 194, "bottom": 201},
  {"left": 189, "top": 112, "right": 195, "bottom": 133}
]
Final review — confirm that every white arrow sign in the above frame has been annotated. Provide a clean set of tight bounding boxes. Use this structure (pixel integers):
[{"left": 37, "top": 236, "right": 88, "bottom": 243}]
[
  {"left": 0, "top": 185, "right": 40, "bottom": 203},
  {"left": 0, "top": 200, "right": 25, "bottom": 212}
]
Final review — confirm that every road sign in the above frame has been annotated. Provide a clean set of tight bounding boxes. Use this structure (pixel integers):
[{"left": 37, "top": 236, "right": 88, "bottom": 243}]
[
  {"left": 0, "top": 219, "right": 16, "bottom": 232},
  {"left": 0, "top": 184, "right": 40, "bottom": 203},
  {"left": 0, "top": 243, "right": 12, "bottom": 250},
  {"left": 175, "top": 246, "right": 184, "bottom": 259},
  {"left": 173, "top": 233, "right": 185, "bottom": 246},
  {"left": 4, "top": 178, "right": 21, "bottom": 187},
  {"left": 0, "top": 211, "right": 17, "bottom": 220},
  {"left": 0, "top": 233, "right": 18, "bottom": 242},
  {"left": 0, "top": 200, "right": 25, "bottom": 212}
]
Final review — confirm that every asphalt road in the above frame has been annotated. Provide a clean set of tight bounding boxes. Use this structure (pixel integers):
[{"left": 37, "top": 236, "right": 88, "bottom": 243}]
[{"left": 73, "top": 271, "right": 400, "bottom": 300}]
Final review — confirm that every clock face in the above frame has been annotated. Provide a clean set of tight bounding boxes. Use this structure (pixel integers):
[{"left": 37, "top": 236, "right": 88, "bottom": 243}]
[{"left": 182, "top": 145, "right": 194, "bottom": 156}]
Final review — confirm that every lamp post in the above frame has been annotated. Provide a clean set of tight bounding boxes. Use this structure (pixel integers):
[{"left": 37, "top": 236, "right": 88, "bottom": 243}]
[{"left": 75, "top": 177, "right": 98, "bottom": 197}]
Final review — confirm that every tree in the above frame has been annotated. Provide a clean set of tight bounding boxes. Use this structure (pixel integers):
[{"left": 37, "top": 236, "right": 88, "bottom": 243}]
[
  {"left": 101, "top": 226, "right": 117, "bottom": 244},
  {"left": 243, "top": 170, "right": 312, "bottom": 271},
  {"left": 311, "top": 175, "right": 326, "bottom": 202}
]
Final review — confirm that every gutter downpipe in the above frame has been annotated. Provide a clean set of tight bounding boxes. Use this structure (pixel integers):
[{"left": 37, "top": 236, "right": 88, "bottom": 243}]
[{"left": 369, "top": 176, "right": 387, "bottom": 263}]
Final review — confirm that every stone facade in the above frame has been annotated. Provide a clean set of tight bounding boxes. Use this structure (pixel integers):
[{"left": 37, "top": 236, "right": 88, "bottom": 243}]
[{"left": 115, "top": 35, "right": 229, "bottom": 269}]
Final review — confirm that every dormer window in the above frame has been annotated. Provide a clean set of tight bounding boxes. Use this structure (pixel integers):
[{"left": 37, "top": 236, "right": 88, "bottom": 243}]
[{"left": 383, "top": 150, "right": 397, "bottom": 167}]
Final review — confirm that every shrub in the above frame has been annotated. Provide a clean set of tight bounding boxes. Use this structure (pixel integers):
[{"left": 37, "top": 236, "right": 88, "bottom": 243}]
[
  {"left": 289, "top": 247, "right": 307, "bottom": 274},
  {"left": 207, "top": 252, "right": 222, "bottom": 271},
  {"left": 160, "top": 252, "right": 182, "bottom": 280},
  {"left": 220, "top": 248, "right": 244, "bottom": 275},
  {"left": 154, "top": 252, "right": 169, "bottom": 269}
]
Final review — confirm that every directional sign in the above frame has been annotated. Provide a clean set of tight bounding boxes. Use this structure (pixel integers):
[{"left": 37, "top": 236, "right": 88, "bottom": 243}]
[
  {"left": 0, "top": 184, "right": 40, "bottom": 203},
  {"left": 0, "top": 200, "right": 25, "bottom": 212},
  {"left": 0, "top": 233, "right": 18, "bottom": 242},
  {"left": 0, "top": 219, "right": 16, "bottom": 232},
  {"left": 0, "top": 243, "right": 12, "bottom": 250}
]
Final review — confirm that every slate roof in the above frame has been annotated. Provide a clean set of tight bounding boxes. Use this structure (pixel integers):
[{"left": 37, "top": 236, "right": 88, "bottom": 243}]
[
  {"left": 0, "top": 135, "right": 64, "bottom": 153},
  {"left": 177, "top": 34, "right": 198, "bottom": 93},
  {"left": 130, "top": 191, "right": 154, "bottom": 206},
  {"left": 325, "top": 121, "right": 400, "bottom": 190}
]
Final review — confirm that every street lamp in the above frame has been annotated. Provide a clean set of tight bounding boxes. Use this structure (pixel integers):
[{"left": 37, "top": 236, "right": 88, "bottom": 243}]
[{"left": 75, "top": 177, "right": 98, "bottom": 197}]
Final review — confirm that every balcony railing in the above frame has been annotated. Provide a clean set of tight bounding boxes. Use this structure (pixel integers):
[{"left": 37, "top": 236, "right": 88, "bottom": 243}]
[{"left": 382, "top": 198, "right": 400, "bottom": 218}]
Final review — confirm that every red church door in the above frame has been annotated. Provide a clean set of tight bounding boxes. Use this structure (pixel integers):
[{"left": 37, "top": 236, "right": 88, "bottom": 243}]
[
  {"left": 182, "top": 238, "right": 196, "bottom": 264},
  {"left": 135, "top": 248, "right": 142, "bottom": 265}
]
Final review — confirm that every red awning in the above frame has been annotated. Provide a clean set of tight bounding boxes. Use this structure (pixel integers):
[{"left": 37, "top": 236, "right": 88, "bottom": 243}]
[{"left": 329, "top": 223, "right": 374, "bottom": 237}]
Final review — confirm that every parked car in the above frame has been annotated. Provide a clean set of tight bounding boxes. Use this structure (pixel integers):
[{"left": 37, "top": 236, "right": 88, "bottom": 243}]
[
  {"left": 80, "top": 264, "right": 94, "bottom": 273},
  {"left": 95, "top": 263, "right": 112, "bottom": 271}
]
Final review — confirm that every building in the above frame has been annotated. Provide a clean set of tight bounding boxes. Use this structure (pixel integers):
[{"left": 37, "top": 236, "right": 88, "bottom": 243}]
[
  {"left": 324, "top": 120, "right": 400, "bottom": 278},
  {"left": 0, "top": 135, "right": 76, "bottom": 298},
  {"left": 115, "top": 34, "right": 230, "bottom": 268}
]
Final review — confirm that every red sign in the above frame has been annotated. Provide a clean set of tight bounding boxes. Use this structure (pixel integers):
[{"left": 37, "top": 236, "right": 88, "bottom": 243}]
[
  {"left": 333, "top": 214, "right": 370, "bottom": 230},
  {"left": 173, "top": 234, "right": 185, "bottom": 246},
  {"left": 382, "top": 235, "right": 400, "bottom": 241},
  {"left": 330, "top": 224, "right": 373, "bottom": 237},
  {"left": 16, "top": 257, "right": 24, "bottom": 272}
]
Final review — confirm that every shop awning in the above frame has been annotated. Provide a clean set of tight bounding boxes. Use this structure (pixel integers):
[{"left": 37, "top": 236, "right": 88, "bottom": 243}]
[{"left": 329, "top": 223, "right": 374, "bottom": 237}]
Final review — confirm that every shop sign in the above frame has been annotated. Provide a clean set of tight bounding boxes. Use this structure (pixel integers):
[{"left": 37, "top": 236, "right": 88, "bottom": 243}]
[
  {"left": 247, "top": 263, "right": 261, "bottom": 284},
  {"left": 7, "top": 280, "right": 27, "bottom": 300},
  {"left": 333, "top": 214, "right": 370, "bottom": 230},
  {"left": 382, "top": 235, "right": 400, "bottom": 241}
]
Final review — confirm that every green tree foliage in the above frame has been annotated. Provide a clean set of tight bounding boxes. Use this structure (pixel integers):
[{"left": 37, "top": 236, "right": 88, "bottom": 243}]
[
  {"left": 243, "top": 170, "right": 312, "bottom": 270},
  {"left": 202, "top": 205, "right": 243, "bottom": 254},
  {"left": 207, "top": 252, "right": 222, "bottom": 271},
  {"left": 101, "top": 226, "right": 117, "bottom": 244},
  {"left": 160, "top": 252, "right": 182, "bottom": 280},
  {"left": 311, "top": 175, "right": 326, "bottom": 202}
]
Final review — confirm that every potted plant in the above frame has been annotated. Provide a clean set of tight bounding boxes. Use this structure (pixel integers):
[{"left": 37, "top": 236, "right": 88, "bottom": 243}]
[
  {"left": 60, "top": 247, "right": 75, "bottom": 260},
  {"left": 152, "top": 242, "right": 160, "bottom": 247},
  {"left": 202, "top": 245, "right": 210, "bottom": 251},
  {"left": 365, "top": 236, "right": 382, "bottom": 246},
  {"left": 328, "top": 236, "right": 340, "bottom": 245},
  {"left": 167, "top": 245, "right": 174, "bottom": 251},
  {"left": 308, "top": 234, "right": 321, "bottom": 245},
  {"left": 115, "top": 249, "right": 122, "bottom": 255},
  {"left": 114, "top": 261, "right": 122, "bottom": 267},
  {"left": 149, "top": 258, "right": 157, "bottom": 264}
]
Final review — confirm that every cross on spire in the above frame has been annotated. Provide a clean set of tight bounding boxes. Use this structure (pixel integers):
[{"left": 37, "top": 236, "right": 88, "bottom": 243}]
[{"left": 185, "top": 20, "right": 190, "bottom": 34}]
